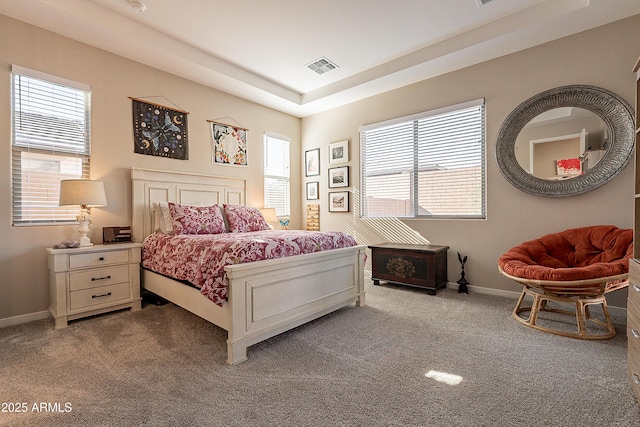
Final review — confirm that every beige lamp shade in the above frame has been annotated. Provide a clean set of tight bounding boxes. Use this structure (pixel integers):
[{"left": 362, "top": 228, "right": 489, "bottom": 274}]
[
  {"left": 59, "top": 179, "right": 107, "bottom": 208},
  {"left": 259, "top": 208, "right": 278, "bottom": 222}
]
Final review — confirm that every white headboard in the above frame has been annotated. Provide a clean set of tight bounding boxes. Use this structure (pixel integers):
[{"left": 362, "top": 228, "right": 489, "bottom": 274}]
[{"left": 131, "top": 168, "right": 246, "bottom": 243}]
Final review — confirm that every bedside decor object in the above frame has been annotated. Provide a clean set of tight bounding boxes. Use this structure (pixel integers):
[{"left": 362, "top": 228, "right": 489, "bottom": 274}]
[
  {"left": 306, "top": 204, "right": 320, "bottom": 231},
  {"left": 305, "top": 148, "right": 320, "bottom": 176},
  {"left": 457, "top": 252, "right": 469, "bottom": 294},
  {"left": 369, "top": 243, "right": 449, "bottom": 295},
  {"left": 328, "top": 166, "right": 349, "bottom": 188},
  {"left": 47, "top": 242, "right": 142, "bottom": 328},
  {"left": 53, "top": 240, "right": 80, "bottom": 249},
  {"left": 279, "top": 219, "right": 290, "bottom": 230},
  {"left": 59, "top": 179, "right": 107, "bottom": 247},
  {"left": 103, "top": 226, "right": 133, "bottom": 244},
  {"left": 329, "top": 191, "right": 349, "bottom": 212},
  {"left": 306, "top": 181, "right": 319, "bottom": 200},
  {"left": 329, "top": 140, "right": 349, "bottom": 164},
  {"left": 131, "top": 97, "right": 189, "bottom": 160}
]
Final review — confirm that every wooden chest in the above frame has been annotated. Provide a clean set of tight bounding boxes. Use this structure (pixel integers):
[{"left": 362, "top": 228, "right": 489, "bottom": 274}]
[{"left": 368, "top": 243, "right": 449, "bottom": 295}]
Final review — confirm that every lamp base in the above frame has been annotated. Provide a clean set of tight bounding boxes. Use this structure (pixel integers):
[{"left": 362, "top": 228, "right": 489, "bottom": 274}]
[
  {"left": 77, "top": 218, "right": 93, "bottom": 247},
  {"left": 79, "top": 235, "right": 93, "bottom": 247}
]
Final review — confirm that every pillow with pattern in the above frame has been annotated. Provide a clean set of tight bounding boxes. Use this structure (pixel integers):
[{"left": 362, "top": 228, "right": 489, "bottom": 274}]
[
  {"left": 223, "top": 204, "right": 271, "bottom": 233},
  {"left": 168, "top": 202, "right": 226, "bottom": 235}
]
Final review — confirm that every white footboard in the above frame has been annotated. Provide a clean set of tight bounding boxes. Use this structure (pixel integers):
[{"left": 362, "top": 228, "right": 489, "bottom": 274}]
[{"left": 224, "top": 245, "right": 366, "bottom": 365}]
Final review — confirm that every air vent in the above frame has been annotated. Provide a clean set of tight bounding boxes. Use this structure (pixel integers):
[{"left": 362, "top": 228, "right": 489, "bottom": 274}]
[
  {"left": 306, "top": 57, "right": 339, "bottom": 75},
  {"left": 476, "top": 0, "right": 493, "bottom": 6}
]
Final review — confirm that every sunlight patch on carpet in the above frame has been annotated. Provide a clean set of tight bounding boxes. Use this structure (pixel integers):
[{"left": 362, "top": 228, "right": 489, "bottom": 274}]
[{"left": 425, "top": 370, "right": 463, "bottom": 385}]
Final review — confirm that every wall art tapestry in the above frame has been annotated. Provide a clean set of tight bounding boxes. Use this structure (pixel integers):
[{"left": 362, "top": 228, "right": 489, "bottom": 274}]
[
  {"left": 210, "top": 121, "right": 248, "bottom": 166},
  {"left": 131, "top": 97, "right": 188, "bottom": 160}
]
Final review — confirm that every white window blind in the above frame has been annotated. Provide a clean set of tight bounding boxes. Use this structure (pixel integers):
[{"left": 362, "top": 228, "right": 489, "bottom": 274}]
[
  {"left": 360, "top": 99, "right": 485, "bottom": 219},
  {"left": 263, "top": 133, "right": 290, "bottom": 217},
  {"left": 11, "top": 65, "right": 92, "bottom": 225}
]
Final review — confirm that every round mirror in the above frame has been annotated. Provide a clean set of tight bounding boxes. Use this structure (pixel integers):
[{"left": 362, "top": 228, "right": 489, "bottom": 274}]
[{"left": 495, "top": 85, "right": 634, "bottom": 197}]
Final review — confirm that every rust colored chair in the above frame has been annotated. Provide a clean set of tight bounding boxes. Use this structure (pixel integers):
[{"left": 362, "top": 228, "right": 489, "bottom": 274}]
[{"left": 498, "top": 225, "right": 632, "bottom": 339}]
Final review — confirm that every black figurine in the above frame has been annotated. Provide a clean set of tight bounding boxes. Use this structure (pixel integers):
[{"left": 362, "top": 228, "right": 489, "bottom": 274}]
[{"left": 457, "top": 252, "right": 469, "bottom": 294}]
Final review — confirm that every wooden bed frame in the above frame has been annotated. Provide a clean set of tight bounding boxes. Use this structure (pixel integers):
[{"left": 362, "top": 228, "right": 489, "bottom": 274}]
[{"left": 131, "top": 168, "right": 366, "bottom": 364}]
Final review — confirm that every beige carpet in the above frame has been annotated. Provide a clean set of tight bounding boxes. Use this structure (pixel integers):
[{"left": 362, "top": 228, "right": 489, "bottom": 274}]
[{"left": 1, "top": 281, "right": 639, "bottom": 426}]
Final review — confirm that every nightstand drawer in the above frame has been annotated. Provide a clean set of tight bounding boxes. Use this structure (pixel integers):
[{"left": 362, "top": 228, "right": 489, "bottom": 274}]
[
  {"left": 628, "top": 299, "right": 640, "bottom": 340},
  {"left": 629, "top": 324, "right": 640, "bottom": 399},
  {"left": 69, "top": 249, "right": 130, "bottom": 269},
  {"left": 70, "top": 282, "right": 130, "bottom": 310},
  {"left": 69, "top": 266, "right": 129, "bottom": 291}
]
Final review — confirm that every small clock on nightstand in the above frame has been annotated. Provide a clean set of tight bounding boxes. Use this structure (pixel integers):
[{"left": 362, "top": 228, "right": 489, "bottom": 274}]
[{"left": 46, "top": 242, "right": 142, "bottom": 329}]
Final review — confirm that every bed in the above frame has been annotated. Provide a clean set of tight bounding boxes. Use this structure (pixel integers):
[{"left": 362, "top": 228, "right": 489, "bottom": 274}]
[{"left": 131, "top": 168, "right": 366, "bottom": 364}]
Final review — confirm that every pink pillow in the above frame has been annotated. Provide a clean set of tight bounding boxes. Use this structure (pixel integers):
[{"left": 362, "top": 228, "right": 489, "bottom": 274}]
[
  {"left": 168, "top": 202, "right": 226, "bottom": 235},
  {"left": 223, "top": 204, "right": 271, "bottom": 233}
]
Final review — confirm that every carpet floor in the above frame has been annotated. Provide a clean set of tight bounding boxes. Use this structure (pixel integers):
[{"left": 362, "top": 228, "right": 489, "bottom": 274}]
[{"left": 1, "top": 281, "right": 639, "bottom": 426}]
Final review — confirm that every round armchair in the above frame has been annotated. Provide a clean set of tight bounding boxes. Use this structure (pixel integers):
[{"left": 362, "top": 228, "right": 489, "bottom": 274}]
[{"left": 498, "top": 225, "right": 632, "bottom": 339}]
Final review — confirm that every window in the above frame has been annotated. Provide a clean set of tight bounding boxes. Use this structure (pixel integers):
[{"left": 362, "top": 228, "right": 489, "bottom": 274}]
[
  {"left": 263, "top": 133, "right": 290, "bottom": 217},
  {"left": 11, "top": 65, "right": 91, "bottom": 225},
  {"left": 360, "top": 99, "right": 485, "bottom": 219}
]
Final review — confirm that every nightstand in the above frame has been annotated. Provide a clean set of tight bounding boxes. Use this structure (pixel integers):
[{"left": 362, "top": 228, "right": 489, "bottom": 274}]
[{"left": 47, "top": 242, "right": 142, "bottom": 329}]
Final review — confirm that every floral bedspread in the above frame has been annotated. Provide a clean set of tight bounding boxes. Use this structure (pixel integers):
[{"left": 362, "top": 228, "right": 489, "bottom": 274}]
[{"left": 142, "top": 230, "right": 358, "bottom": 306}]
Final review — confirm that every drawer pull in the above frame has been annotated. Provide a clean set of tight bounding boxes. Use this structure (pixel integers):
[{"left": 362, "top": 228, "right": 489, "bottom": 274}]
[
  {"left": 633, "top": 329, "right": 640, "bottom": 339},
  {"left": 98, "top": 257, "right": 105, "bottom": 261},
  {"left": 633, "top": 284, "right": 640, "bottom": 292},
  {"left": 91, "top": 275, "right": 112, "bottom": 282},
  {"left": 92, "top": 292, "right": 112, "bottom": 299},
  {"left": 634, "top": 374, "right": 640, "bottom": 385}
]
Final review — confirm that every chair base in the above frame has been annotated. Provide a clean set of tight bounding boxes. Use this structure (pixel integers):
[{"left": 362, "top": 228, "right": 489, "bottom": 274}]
[{"left": 512, "top": 286, "right": 616, "bottom": 340}]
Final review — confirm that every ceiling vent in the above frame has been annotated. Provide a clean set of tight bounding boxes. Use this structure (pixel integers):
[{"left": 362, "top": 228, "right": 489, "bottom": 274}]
[
  {"left": 476, "top": 0, "right": 493, "bottom": 6},
  {"left": 306, "top": 57, "right": 339, "bottom": 75}
]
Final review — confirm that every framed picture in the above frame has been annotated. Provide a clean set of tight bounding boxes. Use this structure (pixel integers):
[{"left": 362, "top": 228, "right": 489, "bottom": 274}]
[
  {"left": 328, "top": 166, "right": 349, "bottom": 188},
  {"left": 305, "top": 148, "right": 320, "bottom": 176},
  {"left": 210, "top": 122, "right": 247, "bottom": 166},
  {"left": 306, "top": 181, "right": 319, "bottom": 200},
  {"left": 329, "top": 140, "right": 349, "bottom": 164},
  {"left": 329, "top": 191, "right": 349, "bottom": 212}
]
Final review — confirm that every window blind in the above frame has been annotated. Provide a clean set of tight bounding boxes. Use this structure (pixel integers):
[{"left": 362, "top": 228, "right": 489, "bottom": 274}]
[
  {"left": 11, "top": 65, "right": 92, "bottom": 225},
  {"left": 360, "top": 99, "right": 485, "bottom": 219},
  {"left": 263, "top": 133, "right": 290, "bottom": 217}
]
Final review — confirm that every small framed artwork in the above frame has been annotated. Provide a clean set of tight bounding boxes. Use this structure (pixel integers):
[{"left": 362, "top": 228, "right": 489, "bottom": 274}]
[
  {"left": 329, "top": 140, "right": 349, "bottom": 164},
  {"left": 305, "top": 148, "right": 320, "bottom": 177},
  {"left": 329, "top": 191, "right": 349, "bottom": 212},
  {"left": 328, "top": 166, "right": 349, "bottom": 188},
  {"left": 306, "top": 181, "right": 319, "bottom": 200}
]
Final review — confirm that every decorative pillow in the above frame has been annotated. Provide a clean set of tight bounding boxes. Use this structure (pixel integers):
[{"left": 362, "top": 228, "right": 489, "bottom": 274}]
[
  {"left": 168, "top": 202, "right": 226, "bottom": 235},
  {"left": 152, "top": 201, "right": 175, "bottom": 234},
  {"left": 223, "top": 204, "right": 271, "bottom": 233}
]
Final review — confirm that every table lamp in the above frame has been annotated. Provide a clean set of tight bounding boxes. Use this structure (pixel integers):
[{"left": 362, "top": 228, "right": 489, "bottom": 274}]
[
  {"left": 259, "top": 207, "right": 278, "bottom": 229},
  {"left": 59, "top": 179, "right": 107, "bottom": 247}
]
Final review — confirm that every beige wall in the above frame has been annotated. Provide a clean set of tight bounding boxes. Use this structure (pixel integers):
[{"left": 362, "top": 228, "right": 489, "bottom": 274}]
[
  {"left": 301, "top": 15, "right": 640, "bottom": 308},
  {"left": 0, "top": 15, "right": 301, "bottom": 321},
  {"left": 2, "top": 13, "right": 639, "bottom": 323}
]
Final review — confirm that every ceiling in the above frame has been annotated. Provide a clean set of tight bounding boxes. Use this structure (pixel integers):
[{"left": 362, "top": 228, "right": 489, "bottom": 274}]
[{"left": 1, "top": 0, "right": 639, "bottom": 117}]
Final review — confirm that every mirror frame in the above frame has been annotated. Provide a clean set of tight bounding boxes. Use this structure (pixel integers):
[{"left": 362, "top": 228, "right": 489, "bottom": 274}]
[{"left": 495, "top": 85, "right": 634, "bottom": 197}]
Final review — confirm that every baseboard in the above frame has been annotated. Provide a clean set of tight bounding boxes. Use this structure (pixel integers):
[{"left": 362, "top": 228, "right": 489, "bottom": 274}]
[
  {"left": 445, "top": 282, "right": 628, "bottom": 318},
  {"left": 0, "top": 310, "right": 50, "bottom": 328},
  {"left": 445, "top": 281, "right": 521, "bottom": 299},
  {"left": 3, "top": 281, "right": 626, "bottom": 328}
]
